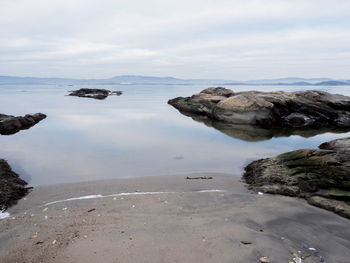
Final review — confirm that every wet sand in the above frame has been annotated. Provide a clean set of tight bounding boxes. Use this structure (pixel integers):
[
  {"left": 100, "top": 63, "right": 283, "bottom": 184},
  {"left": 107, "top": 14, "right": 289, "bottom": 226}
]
[{"left": 1, "top": 173, "right": 349, "bottom": 263}]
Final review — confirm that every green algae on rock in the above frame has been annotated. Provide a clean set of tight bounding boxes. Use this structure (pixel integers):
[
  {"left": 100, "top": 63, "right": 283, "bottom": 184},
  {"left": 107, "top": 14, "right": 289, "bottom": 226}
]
[{"left": 243, "top": 137, "right": 350, "bottom": 219}]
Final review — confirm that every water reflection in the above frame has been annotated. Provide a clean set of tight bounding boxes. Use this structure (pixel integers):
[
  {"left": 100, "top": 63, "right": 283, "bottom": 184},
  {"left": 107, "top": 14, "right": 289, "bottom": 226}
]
[
  {"left": 179, "top": 111, "right": 350, "bottom": 142},
  {"left": 0, "top": 84, "right": 350, "bottom": 186}
]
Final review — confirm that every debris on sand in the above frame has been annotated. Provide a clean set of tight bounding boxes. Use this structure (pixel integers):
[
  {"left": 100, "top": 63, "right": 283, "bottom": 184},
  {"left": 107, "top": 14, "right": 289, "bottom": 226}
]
[
  {"left": 259, "top": 256, "right": 271, "bottom": 263},
  {"left": 186, "top": 176, "right": 213, "bottom": 180}
]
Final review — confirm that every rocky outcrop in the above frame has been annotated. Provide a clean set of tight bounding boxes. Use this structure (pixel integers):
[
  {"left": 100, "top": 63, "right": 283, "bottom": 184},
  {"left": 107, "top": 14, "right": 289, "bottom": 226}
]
[
  {"left": 243, "top": 137, "right": 350, "bottom": 219},
  {"left": 0, "top": 113, "right": 46, "bottom": 135},
  {"left": 68, "top": 88, "right": 122, "bottom": 100},
  {"left": 168, "top": 87, "right": 350, "bottom": 128},
  {"left": 0, "top": 159, "right": 30, "bottom": 209}
]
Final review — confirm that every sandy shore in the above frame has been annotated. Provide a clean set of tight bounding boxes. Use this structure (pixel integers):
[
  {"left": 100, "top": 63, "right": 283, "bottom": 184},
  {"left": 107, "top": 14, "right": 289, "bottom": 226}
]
[{"left": 1, "top": 173, "right": 349, "bottom": 263}]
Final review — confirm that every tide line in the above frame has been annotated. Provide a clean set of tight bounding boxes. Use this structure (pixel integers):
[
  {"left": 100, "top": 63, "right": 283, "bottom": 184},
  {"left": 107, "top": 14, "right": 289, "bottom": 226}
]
[
  {"left": 43, "top": 190, "right": 226, "bottom": 207},
  {"left": 0, "top": 210, "right": 10, "bottom": 220}
]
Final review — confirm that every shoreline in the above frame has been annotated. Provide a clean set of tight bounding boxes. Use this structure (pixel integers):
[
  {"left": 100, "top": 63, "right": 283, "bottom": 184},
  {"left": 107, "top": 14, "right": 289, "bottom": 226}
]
[{"left": 1, "top": 173, "right": 350, "bottom": 263}]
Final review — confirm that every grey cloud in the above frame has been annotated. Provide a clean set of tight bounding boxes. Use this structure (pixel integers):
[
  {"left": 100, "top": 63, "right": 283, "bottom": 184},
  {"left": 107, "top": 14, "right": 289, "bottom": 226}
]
[{"left": 0, "top": 0, "right": 350, "bottom": 79}]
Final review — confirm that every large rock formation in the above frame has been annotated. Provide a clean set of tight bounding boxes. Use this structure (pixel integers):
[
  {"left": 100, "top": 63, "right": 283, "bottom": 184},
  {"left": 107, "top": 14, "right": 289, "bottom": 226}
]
[
  {"left": 243, "top": 137, "right": 350, "bottom": 219},
  {"left": 68, "top": 88, "right": 122, "bottom": 100},
  {"left": 168, "top": 87, "right": 350, "bottom": 128},
  {"left": 0, "top": 159, "right": 30, "bottom": 209},
  {"left": 0, "top": 113, "right": 46, "bottom": 135}
]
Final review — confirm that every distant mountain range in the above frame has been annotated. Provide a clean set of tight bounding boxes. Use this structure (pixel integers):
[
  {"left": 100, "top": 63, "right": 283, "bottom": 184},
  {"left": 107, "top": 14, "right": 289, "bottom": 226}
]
[{"left": 0, "top": 75, "right": 349, "bottom": 86}]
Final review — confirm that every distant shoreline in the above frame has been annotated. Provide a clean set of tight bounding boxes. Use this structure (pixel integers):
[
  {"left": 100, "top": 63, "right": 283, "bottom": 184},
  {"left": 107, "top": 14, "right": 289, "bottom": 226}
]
[{"left": 0, "top": 75, "right": 349, "bottom": 86}]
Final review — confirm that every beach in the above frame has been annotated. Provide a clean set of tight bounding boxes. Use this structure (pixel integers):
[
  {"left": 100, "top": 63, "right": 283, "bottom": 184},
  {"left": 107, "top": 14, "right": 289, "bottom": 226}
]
[{"left": 1, "top": 174, "right": 349, "bottom": 263}]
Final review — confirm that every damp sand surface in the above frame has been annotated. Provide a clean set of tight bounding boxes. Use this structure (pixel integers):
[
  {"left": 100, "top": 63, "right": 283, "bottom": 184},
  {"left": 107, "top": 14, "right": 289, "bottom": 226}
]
[{"left": 0, "top": 174, "right": 349, "bottom": 263}]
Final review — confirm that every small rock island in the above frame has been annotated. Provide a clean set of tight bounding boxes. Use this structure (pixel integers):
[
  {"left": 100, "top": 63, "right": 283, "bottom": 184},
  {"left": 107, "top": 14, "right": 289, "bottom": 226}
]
[
  {"left": 244, "top": 137, "right": 350, "bottom": 219},
  {"left": 0, "top": 113, "right": 46, "bottom": 135},
  {"left": 168, "top": 87, "right": 350, "bottom": 128},
  {"left": 68, "top": 88, "right": 122, "bottom": 100}
]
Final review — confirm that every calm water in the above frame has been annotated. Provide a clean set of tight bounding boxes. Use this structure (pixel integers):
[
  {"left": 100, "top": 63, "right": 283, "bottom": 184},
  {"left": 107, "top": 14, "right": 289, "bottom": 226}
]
[{"left": 1, "top": 84, "right": 350, "bottom": 186}]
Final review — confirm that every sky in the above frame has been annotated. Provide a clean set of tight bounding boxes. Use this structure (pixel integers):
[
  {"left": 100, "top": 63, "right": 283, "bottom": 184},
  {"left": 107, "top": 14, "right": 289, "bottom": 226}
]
[{"left": 0, "top": 0, "right": 349, "bottom": 80}]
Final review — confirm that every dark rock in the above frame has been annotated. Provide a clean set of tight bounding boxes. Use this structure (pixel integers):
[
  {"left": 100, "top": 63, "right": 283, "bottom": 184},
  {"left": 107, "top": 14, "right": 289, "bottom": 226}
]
[
  {"left": 68, "top": 88, "right": 122, "bottom": 100},
  {"left": 0, "top": 159, "right": 30, "bottom": 209},
  {"left": 243, "top": 137, "right": 350, "bottom": 219},
  {"left": 168, "top": 87, "right": 350, "bottom": 128},
  {"left": 0, "top": 113, "right": 46, "bottom": 135}
]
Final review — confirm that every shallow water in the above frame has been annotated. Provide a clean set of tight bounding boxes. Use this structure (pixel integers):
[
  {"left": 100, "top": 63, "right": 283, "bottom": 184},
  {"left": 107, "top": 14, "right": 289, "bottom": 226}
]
[{"left": 1, "top": 84, "right": 350, "bottom": 186}]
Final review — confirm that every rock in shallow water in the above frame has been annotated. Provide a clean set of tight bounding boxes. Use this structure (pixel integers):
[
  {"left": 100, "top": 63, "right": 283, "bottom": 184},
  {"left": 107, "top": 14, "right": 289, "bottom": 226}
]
[
  {"left": 68, "top": 88, "right": 122, "bottom": 100},
  {"left": 0, "top": 159, "right": 29, "bottom": 209},
  {"left": 243, "top": 137, "right": 350, "bottom": 219},
  {"left": 0, "top": 113, "right": 46, "bottom": 135},
  {"left": 168, "top": 87, "right": 350, "bottom": 128}
]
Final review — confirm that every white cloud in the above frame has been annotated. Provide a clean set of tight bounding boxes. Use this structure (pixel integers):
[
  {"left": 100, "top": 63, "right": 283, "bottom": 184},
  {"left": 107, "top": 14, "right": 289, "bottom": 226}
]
[{"left": 0, "top": 0, "right": 349, "bottom": 79}]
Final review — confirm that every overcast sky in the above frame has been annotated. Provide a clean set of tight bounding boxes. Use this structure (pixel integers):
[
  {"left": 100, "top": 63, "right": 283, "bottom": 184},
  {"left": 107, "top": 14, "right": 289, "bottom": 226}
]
[{"left": 0, "top": 0, "right": 349, "bottom": 80}]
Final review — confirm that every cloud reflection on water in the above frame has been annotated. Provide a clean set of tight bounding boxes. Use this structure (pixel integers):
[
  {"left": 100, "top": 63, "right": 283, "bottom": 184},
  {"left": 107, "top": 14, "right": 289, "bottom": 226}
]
[{"left": 0, "top": 84, "right": 350, "bottom": 186}]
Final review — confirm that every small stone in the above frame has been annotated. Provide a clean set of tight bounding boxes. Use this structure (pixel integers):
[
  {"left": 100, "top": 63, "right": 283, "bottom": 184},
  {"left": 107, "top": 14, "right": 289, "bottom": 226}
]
[
  {"left": 52, "top": 240, "right": 57, "bottom": 245},
  {"left": 259, "top": 256, "right": 271, "bottom": 263}
]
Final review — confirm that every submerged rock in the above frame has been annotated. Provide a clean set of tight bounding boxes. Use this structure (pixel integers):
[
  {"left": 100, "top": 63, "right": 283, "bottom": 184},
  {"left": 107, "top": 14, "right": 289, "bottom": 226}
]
[
  {"left": 0, "top": 113, "right": 46, "bottom": 135},
  {"left": 168, "top": 87, "right": 350, "bottom": 128},
  {"left": 0, "top": 159, "right": 30, "bottom": 209},
  {"left": 243, "top": 137, "right": 350, "bottom": 219},
  {"left": 68, "top": 88, "right": 122, "bottom": 100}
]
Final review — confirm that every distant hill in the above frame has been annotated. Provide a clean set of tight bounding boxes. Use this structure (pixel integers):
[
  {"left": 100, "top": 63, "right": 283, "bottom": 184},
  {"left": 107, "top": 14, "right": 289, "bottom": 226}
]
[
  {"left": 244, "top": 77, "right": 332, "bottom": 84},
  {"left": 0, "top": 75, "right": 349, "bottom": 86},
  {"left": 316, "top": 81, "right": 350, "bottom": 86},
  {"left": 0, "top": 75, "right": 231, "bottom": 85}
]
